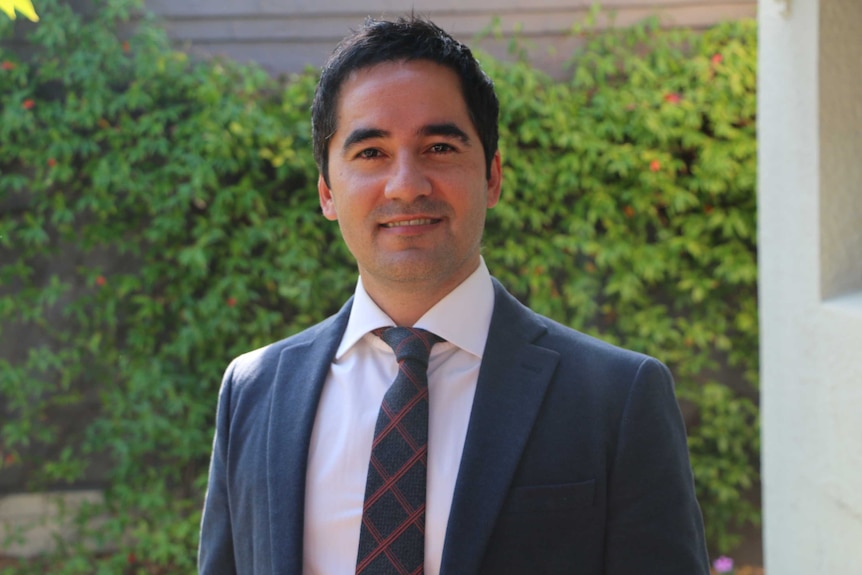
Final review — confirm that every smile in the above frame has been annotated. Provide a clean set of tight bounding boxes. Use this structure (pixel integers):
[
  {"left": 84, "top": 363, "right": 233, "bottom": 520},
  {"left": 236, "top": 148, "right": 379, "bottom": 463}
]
[{"left": 381, "top": 218, "right": 438, "bottom": 228}]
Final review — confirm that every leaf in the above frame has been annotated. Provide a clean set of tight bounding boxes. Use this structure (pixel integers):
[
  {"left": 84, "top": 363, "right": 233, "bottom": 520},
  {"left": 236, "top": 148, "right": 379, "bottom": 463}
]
[{"left": 0, "top": 0, "right": 39, "bottom": 21}]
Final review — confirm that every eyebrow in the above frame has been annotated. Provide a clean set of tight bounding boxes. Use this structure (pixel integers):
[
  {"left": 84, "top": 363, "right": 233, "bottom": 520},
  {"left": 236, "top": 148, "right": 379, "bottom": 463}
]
[
  {"left": 340, "top": 122, "right": 473, "bottom": 155},
  {"left": 342, "top": 128, "right": 388, "bottom": 154},
  {"left": 419, "top": 123, "right": 472, "bottom": 145}
]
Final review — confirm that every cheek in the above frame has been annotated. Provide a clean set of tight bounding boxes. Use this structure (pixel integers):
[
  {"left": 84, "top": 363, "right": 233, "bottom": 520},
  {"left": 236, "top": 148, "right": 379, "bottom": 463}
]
[
  {"left": 332, "top": 169, "right": 385, "bottom": 200},
  {"left": 445, "top": 179, "right": 492, "bottom": 216}
]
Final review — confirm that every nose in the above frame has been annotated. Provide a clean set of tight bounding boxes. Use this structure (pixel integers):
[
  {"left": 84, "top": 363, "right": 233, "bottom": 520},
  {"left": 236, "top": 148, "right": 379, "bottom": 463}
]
[{"left": 384, "top": 153, "right": 432, "bottom": 201}]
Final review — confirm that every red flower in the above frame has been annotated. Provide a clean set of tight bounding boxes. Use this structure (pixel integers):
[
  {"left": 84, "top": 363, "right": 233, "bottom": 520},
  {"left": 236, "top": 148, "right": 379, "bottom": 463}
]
[
  {"left": 22, "top": 99, "right": 35, "bottom": 110},
  {"left": 95, "top": 275, "right": 106, "bottom": 287},
  {"left": 127, "top": 552, "right": 137, "bottom": 564},
  {"left": 122, "top": 40, "right": 131, "bottom": 53},
  {"left": 711, "top": 53, "right": 723, "bottom": 65},
  {"left": 704, "top": 204, "right": 714, "bottom": 214},
  {"left": 663, "top": 93, "right": 681, "bottom": 104},
  {"left": 623, "top": 205, "right": 635, "bottom": 218},
  {"left": 3, "top": 453, "right": 16, "bottom": 466},
  {"left": 47, "top": 158, "right": 57, "bottom": 167},
  {"left": 649, "top": 160, "right": 661, "bottom": 172},
  {"left": 1, "top": 61, "right": 15, "bottom": 71},
  {"left": 226, "top": 297, "right": 237, "bottom": 307}
]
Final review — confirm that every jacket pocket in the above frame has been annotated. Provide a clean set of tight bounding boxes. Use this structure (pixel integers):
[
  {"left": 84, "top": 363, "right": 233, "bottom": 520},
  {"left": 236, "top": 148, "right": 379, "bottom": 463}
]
[{"left": 502, "top": 479, "right": 596, "bottom": 514}]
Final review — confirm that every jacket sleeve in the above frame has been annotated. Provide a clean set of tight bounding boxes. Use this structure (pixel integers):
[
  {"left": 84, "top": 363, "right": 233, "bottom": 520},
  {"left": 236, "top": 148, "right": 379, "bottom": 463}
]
[
  {"left": 604, "top": 357, "right": 711, "bottom": 574},
  {"left": 198, "top": 361, "right": 238, "bottom": 575}
]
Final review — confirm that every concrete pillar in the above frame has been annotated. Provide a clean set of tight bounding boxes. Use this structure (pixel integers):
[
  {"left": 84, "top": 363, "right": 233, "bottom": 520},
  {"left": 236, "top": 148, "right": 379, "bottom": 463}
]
[{"left": 759, "top": 0, "right": 862, "bottom": 572}]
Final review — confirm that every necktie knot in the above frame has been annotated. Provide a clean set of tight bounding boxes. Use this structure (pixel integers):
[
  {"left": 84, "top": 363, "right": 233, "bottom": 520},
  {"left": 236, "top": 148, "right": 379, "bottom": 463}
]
[{"left": 373, "top": 327, "right": 443, "bottom": 368}]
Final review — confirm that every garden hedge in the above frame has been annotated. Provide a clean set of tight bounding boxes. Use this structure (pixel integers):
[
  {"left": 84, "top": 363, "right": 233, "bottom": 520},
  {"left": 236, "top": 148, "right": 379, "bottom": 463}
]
[{"left": 0, "top": 1, "right": 758, "bottom": 571}]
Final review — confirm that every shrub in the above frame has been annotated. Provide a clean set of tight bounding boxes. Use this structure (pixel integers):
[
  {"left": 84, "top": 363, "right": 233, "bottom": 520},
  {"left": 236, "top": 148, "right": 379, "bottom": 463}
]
[{"left": 0, "top": 1, "right": 757, "bottom": 570}]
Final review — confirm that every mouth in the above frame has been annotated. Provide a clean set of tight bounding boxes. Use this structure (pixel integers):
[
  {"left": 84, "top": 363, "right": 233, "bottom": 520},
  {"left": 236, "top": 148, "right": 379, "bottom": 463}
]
[{"left": 381, "top": 218, "right": 440, "bottom": 228}]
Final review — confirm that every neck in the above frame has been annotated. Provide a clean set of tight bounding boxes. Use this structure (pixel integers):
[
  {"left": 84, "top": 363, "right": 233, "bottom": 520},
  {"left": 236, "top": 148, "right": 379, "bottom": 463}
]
[
  {"left": 362, "top": 283, "right": 449, "bottom": 327},
  {"left": 360, "top": 261, "right": 481, "bottom": 326}
]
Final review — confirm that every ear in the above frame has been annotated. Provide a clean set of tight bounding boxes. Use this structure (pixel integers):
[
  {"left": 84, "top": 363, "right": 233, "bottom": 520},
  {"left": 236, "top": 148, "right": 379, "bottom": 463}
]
[
  {"left": 318, "top": 174, "right": 338, "bottom": 221},
  {"left": 486, "top": 151, "right": 503, "bottom": 208}
]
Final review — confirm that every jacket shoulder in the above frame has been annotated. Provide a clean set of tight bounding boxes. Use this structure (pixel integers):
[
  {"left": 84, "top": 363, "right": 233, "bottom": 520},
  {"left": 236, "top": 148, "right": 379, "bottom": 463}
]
[
  {"left": 540, "top": 314, "right": 653, "bottom": 368},
  {"left": 225, "top": 302, "right": 350, "bottom": 391},
  {"left": 491, "top": 279, "right": 654, "bottom": 372}
]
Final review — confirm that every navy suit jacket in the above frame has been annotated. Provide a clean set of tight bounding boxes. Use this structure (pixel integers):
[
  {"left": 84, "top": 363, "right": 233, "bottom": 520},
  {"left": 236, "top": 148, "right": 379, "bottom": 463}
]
[{"left": 199, "top": 279, "right": 710, "bottom": 574}]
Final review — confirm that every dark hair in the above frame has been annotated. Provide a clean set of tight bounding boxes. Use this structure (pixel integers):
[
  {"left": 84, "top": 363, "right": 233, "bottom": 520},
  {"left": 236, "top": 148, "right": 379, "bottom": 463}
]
[{"left": 311, "top": 15, "right": 499, "bottom": 187}]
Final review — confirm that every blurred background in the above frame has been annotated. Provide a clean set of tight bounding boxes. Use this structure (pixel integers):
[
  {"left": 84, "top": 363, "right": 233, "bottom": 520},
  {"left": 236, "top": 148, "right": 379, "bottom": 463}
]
[{"left": 1, "top": 0, "right": 859, "bottom": 573}]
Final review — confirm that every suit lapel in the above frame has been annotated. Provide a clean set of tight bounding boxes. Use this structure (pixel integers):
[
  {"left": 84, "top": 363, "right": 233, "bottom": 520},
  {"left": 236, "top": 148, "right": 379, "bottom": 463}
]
[
  {"left": 266, "top": 300, "right": 352, "bottom": 575},
  {"left": 440, "top": 281, "right": 560, "bottom": 575}
]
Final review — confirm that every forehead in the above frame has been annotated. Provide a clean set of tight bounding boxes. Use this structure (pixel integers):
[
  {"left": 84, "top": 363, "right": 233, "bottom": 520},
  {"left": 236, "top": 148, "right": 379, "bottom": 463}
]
[{"left": 333, "top": 59, "right": 470, "bottom": 129}]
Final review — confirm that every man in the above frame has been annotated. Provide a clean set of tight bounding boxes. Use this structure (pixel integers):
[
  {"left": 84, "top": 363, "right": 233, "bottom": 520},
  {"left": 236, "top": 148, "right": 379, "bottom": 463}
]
[{"left": 198, "top": 15, "right": 710, "bottom": 575}]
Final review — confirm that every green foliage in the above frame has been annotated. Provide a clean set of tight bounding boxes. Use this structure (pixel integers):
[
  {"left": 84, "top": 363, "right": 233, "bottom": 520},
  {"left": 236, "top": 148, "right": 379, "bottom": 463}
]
[{"left": 0, "top": 1, "right": 758, "bottom": 570}]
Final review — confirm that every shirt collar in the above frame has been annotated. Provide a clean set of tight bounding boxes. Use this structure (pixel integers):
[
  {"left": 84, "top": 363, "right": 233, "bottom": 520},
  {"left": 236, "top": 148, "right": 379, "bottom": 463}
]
[{"left": 335, "top": 258, "right": 495, "bottom": 360}]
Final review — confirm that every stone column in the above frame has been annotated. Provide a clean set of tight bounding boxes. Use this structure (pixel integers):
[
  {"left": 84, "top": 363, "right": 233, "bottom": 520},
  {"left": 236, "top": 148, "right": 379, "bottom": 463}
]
[{"left": 759, "top": 0, "right": 862, "bottom": 572}]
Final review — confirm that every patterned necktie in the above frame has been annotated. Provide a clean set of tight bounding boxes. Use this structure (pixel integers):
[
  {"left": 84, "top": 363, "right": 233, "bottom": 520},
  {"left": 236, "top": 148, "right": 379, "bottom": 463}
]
[{"left": 356, "top": 327, "right": 443, "bottom": 575}]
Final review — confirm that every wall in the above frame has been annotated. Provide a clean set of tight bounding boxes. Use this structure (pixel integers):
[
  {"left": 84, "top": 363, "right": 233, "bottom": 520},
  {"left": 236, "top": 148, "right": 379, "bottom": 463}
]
[
  {"left": 143, "top": 0, "right": 757, "bottom": 76},
  {"left": 759, "top": 0, "right": 862, "bottom": 572}
]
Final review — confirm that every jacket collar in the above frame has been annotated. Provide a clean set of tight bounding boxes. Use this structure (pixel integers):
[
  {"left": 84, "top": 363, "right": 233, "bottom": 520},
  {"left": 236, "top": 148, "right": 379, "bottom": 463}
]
[
  {"left": 440, "top": 279, "right": 559, "bottom": 575},
  {"left": 267, "top": 297, "right": 353, "bottom": 575}
]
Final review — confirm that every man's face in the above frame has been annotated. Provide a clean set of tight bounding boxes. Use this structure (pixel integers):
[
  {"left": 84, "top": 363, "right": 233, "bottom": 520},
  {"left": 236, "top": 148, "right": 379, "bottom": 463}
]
[{"left": 318, "top": 59, "right": 502, "bottom": 301}]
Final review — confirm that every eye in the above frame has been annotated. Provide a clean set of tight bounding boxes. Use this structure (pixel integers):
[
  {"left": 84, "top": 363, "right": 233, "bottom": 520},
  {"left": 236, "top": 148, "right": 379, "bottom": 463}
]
[
  {"left": 429, "top": 143, "right": 455, "bottom": 154},
  {"left": 356, "top": 148, "right": 381, "bottom": 159}
]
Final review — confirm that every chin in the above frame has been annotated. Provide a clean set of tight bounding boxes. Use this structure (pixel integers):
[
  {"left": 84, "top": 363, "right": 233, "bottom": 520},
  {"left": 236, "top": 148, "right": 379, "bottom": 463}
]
[{"left": 372, "top": 252, "right": 475, "bottom": 289}]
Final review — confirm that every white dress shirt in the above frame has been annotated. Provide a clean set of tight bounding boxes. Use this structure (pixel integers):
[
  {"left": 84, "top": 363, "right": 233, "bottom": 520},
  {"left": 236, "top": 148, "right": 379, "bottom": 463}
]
[{"left": 302, "top": 259, "right": 495, "bottom": 575}]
